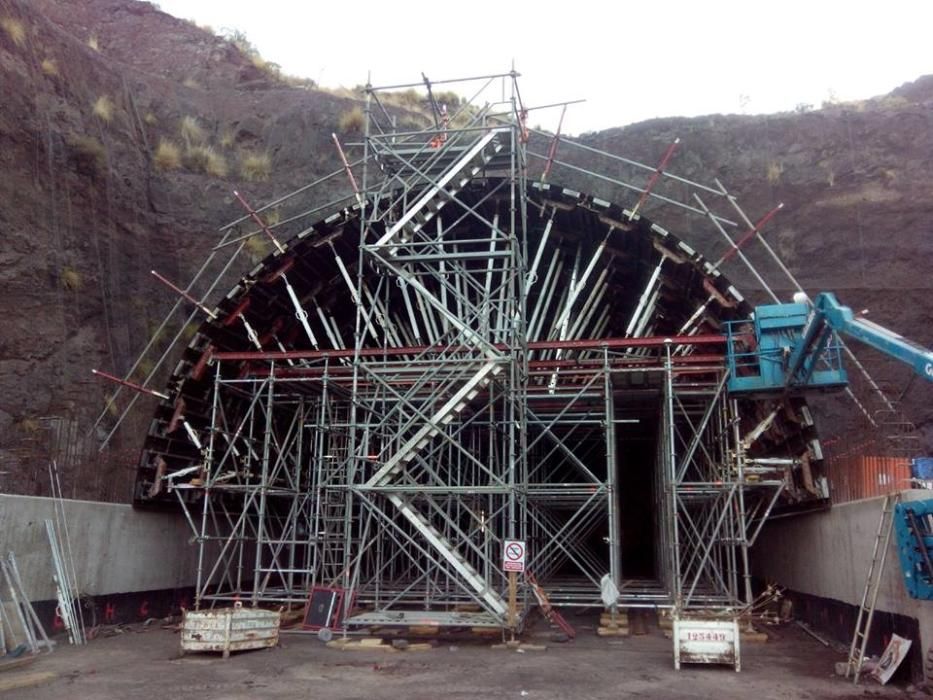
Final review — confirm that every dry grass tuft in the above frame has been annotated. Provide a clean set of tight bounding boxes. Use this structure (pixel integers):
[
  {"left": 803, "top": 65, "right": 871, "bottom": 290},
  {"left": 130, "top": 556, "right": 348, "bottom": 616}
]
[
  {"left": 133, "top": 358, "right": 155, "bottom": 383},
  {"left": 181, "top": 321, "right": 200, "bottom": 341},
  {"left": 1, "top": 17, "right": 26, "bottom": 47},
  {"left": 153, "top": 139, "right": 182, "bottom": 170},
  {"left": 282, "top": 74, "right": 316, "bottom": 90},
  {"left": 263, "top": 208, "right": 280, "bottom": 227},
  {"left": 182, "top": 77, "right": 201, "bottom": 90},
  {"left": 93, "top": 95, "right": 114, "bottom": 122},
  {"left": 185, "top": 145, "right": 227, "bottom": 177},
  {"left": 338, "top": 106, "right": 365, "bottom": 133},
  {"left": 244, "top": 235, "right": 272, "bottom": 262},
  {"left": 68, "top": 135, "right": 106, "bottom": 175},
  {"left": 143, "top": 112, "right": 157, "bottom": 126},
  {"left": 41, "top": 58, "right": 58, "bottom": 76},
  {"left": 59, "top": 266, "right": 83, "bottom": 291},
  {"left": 433, "top": 90, "right": 462, "bottom": 108},
  {"left": 16, "top": 416, "right": 41, "bottom": 434},
  {"left": 239, "top": 151, "right": 272, "bottom": 181},
  {"left": 875, "top": 95, "right": 909, "bottom": 110},
  {"left": 251, "top": 56, "right": 283, "bottom": 81},
  {"left": 87, "top": 34, "right": 99, "bottom": 51},
  {"left": 766, "top": 161, "right": 783, "bottom": 185},
  {"left": 180, "top": 115, "right": 207, "bottom": 146},
  {"left": 219, "top": 128, "right": 235, "bottom": 148}
]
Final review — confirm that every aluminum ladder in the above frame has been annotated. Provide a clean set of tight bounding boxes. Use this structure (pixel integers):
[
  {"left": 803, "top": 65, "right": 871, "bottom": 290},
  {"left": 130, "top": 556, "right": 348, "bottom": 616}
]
[{"left": 846, "top": 492, "right": 900, "bottom": 684}]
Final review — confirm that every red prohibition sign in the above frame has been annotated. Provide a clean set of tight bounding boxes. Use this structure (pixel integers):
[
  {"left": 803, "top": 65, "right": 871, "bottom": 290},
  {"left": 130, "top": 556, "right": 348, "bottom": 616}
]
[{"left": 506, "top": 542, "right": 524, "bottom": 561}]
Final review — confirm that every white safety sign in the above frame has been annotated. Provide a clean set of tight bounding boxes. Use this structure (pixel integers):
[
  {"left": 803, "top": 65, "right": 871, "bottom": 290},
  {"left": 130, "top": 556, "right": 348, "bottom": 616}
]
[{"left": 502, "top": 539, "right": 526, "bottom": 573}]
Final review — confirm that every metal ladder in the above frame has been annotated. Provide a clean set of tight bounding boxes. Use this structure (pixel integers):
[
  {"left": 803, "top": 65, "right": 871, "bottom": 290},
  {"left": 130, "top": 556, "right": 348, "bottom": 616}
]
[{"left": 846, "top": 492, "right": 900, "bottom": 684}]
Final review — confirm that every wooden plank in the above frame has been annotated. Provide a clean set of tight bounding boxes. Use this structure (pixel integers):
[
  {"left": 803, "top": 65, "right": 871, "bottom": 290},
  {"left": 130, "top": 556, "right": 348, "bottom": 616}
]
[
  {"left": 0, "top": 655, "right": 38, "bottom": 674},
  {"left": 359, "top": 637, "right": 386, "bottom": 646},
  {"left": 0, "top": 671, "right": 57, "bottom": 692}
]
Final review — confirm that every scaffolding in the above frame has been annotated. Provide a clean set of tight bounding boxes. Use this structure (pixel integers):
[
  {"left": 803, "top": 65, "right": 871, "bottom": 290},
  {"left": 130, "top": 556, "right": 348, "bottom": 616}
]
[{"left": 112, "top": 70, "right": 909, "bottom": 630}]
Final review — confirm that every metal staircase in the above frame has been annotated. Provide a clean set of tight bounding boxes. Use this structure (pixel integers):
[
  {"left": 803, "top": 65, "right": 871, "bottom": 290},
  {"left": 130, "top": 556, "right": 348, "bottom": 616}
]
[
  {"left": 388, "top": 493, "right": 508, "bottom": 615},
  {"left": 372, "top": 128, "right": 510, "bottom": 253},
  {"left": 365, "top": 359, "right": 503, "bottom": 486},
  {"left": 359, "top": 127, "right": 516, "bottom": 619}
]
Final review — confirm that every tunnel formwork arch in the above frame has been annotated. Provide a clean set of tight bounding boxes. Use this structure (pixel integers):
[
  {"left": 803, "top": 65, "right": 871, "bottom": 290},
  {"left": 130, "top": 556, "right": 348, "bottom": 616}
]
[{"left": 133, "top": 75, "right": 824, "bottom": 628}]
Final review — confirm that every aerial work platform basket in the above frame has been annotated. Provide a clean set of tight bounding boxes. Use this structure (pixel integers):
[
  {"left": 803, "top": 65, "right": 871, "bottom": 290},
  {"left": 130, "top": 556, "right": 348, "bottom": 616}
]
[{"left": 724, "top": 302, "right": 847, "bottom": 394}]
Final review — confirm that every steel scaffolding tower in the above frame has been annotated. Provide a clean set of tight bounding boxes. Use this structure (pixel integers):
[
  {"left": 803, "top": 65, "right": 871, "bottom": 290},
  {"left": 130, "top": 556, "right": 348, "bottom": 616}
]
[{"left": 125, "top": 70, "right": 852, "bottom": 631}]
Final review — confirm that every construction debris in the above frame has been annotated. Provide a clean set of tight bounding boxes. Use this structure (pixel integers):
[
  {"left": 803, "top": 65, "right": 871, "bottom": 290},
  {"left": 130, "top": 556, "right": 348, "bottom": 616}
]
[{"left": 0, "top": 553, "right": 52, "bottom": 656}]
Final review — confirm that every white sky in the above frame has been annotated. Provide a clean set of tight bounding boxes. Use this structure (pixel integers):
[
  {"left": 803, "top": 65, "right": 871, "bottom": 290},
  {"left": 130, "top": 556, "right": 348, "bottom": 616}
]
[{"left": 157, "top": 0, "right": 932, "bottom": 135}]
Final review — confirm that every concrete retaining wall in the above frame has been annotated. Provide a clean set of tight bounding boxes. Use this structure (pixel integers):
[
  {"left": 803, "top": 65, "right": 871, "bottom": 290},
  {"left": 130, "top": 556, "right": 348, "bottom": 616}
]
[
  {"left": 0, "top": 494, "right": 199, "bottom": 602},
  {"left": 752, "top": 490, "right": 933, "bottom": 672}
]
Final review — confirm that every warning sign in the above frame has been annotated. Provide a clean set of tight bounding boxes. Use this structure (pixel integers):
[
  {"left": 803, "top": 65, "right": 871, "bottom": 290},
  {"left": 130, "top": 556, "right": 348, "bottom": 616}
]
[{"left": 502, "top": 539, "right": 526, "bottom": 573}]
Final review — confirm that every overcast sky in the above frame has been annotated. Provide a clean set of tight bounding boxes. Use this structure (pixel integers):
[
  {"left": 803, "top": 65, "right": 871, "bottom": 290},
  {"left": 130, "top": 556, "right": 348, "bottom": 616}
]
[{"left": 157, "top": 0, "right": 932, "bottom": 135}]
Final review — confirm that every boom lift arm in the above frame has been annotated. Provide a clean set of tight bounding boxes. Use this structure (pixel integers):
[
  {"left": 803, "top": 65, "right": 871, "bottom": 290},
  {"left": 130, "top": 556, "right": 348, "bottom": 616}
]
[{"left": 788, "top": 292, "right": 933, "bottom": 385}]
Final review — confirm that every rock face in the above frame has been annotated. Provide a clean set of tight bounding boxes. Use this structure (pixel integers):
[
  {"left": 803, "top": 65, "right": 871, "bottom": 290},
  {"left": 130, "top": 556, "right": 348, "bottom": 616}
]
[{"left": 0, "top": 0, "right": 930, "bottom": 500}]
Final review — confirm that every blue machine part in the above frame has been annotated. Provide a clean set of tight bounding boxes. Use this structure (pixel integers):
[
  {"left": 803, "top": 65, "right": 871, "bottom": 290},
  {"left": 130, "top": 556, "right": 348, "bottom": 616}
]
[
  {"left": 894, "top": 499, "right": 933, "bottom": 600},
  {"left": 725, "top": 302, "right": 847, "bottom": 394},
  {"left": 911, "top": 458, "right": 933, "bottom": 481},
  {"left": 725, "top": 292, "right": 933, "bottom": 395}
]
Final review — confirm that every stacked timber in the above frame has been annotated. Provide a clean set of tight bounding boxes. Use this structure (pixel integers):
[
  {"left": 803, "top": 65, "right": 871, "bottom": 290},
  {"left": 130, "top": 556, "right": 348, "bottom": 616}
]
[{"left": 597, "top": 609, "right": 630, "bottom": 637}]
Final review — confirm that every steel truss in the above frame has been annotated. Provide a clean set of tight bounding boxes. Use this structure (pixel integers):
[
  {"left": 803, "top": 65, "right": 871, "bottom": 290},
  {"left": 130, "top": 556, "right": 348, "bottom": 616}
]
[{"left": 149, "top": 71, "right": 821, "bottom": 628}]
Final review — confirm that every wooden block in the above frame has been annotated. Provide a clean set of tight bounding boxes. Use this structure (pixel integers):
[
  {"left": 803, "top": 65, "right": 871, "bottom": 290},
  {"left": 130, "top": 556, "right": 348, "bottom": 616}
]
[
  {"left": 597, "top": 626, "right": 630, "bottom": 637},
  {"left": 599, "top": 614, "right": 629, "bottom": 626},
  {"left": 741, "top": 630, "right": 769, "bottom": 644},
  {"left": 348, "top": 644, "right": 397, "bottom": 652},
  {"left": 359, "top": 637, "right": 387, "bottom": 646},
  {"left": 408, "top": 625, "right": 440, "bottom": 636},
  {"left": 0, "top": 672, "right": 58, "bottom": 693},
  {"left": 330, "top": 640, "right": 397, "bottom": 652},
  {"left": 491, "top": 642, "right": 547, "bottom": 651},
  {"left": 0, "top": 655, "right": 38, "bottom": 673},
  {"left": 471, "top": 627, "right": 500, "bottom": 636},
  {"left": 404, "top": 642, "right": 435, "bottom": 651}
]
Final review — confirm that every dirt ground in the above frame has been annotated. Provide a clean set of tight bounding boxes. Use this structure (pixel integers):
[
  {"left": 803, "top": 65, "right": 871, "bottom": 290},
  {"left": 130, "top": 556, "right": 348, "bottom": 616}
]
[{"left": 0, "top": 614, "right": 915, "bottom": 700}]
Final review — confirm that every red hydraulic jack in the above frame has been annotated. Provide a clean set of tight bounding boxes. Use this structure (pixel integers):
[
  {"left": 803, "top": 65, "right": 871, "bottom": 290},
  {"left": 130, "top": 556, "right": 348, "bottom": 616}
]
[{"left": 526, "top": 572, "right": 576, "bottom": 640}]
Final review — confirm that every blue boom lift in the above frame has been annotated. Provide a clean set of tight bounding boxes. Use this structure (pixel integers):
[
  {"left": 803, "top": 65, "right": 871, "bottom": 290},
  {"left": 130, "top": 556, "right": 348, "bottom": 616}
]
[
  {"left": 726, "top": 292, "right": 933, "bottom": 600},
  {"left": 725, "top": 291, "right": 933, "bottom": 395}
]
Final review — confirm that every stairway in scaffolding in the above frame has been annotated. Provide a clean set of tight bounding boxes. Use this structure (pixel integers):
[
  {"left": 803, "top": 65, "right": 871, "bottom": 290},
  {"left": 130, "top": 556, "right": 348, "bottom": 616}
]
[
  {"left": 356, "top": 128, "right": 513, "bottom": 620},
  {"left": 371, "top": 127, "right": 511, "bottom": 255},
  {"left": 361, "top": 359, "right": 507, "bottom": 618}
]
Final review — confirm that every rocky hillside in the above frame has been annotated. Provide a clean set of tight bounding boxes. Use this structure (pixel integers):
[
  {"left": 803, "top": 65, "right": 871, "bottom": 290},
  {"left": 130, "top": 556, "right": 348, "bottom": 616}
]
[{"left": 0, "top": 0, "right": 930, "bottom": 500}]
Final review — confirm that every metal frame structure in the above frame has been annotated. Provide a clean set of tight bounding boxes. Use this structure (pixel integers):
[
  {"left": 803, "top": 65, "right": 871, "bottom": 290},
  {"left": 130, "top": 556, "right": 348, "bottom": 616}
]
[{"left": 111, "top": 70, "right": 910, "bottom": 631}]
